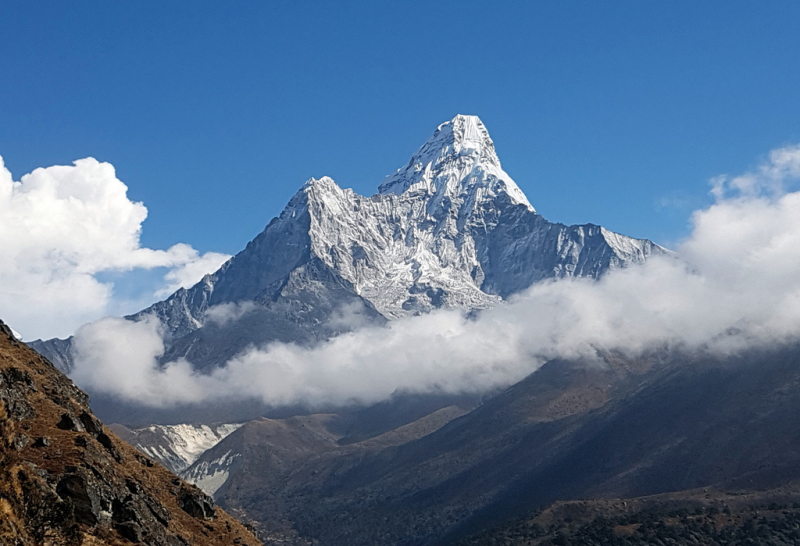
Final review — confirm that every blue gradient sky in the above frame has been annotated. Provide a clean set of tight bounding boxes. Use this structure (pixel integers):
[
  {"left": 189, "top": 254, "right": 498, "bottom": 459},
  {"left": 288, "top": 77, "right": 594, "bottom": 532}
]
[{"left": 2, "top": 0, "right": 799, "bottom": 254}]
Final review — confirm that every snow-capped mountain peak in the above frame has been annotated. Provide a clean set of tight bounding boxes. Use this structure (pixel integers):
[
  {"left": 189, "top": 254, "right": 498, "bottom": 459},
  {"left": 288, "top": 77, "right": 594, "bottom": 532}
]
[
  {"left": 378, "top": 114, "right": 534, "bottom": 214},
  {"left": 33, "top": 115, "right": 667, "bottom": 380}
]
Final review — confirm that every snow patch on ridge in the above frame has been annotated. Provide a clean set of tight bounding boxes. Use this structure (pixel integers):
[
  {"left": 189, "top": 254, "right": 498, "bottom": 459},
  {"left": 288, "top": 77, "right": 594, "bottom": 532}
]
[
  {"left": 129, "top": 423, "right": 242, "bottom": 473},
  {"left": 601, "top": 227, "right": 667, "bottom": 265},
  {"left": 182, "top": 450, "right": 240, "bottom": 498}
]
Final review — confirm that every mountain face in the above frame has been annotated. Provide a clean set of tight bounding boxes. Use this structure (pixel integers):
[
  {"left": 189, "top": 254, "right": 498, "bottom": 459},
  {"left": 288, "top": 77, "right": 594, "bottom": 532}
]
[
  {"left": 109, "top": 422, "right": 243, "bottom": 473},
  {"left": 180, "top": 405, "right": 474, "bottom": 543},
  {"left": 146, "top": 115, "right": 661, "bottom": 336},
  {"left": 0, "top": 319, "right": 261, "bottom": 545},
  {"left": 34, "top": 115, "right": 664, "bottom": 380}
]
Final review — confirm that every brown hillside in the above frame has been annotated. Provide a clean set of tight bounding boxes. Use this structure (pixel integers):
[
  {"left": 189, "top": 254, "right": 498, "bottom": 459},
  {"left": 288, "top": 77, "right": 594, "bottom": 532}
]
[{"left": 0, "top": 319, "right": 262, "bottom": 546}]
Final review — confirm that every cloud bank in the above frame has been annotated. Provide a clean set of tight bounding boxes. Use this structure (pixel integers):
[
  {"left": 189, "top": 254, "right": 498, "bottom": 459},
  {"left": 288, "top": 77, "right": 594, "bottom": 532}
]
[
  {"left": 70, "top": 144, "right": 800, "bottom": 408},
  {"left": 0, "top": 156, "right": 230, "bottom": 340}
]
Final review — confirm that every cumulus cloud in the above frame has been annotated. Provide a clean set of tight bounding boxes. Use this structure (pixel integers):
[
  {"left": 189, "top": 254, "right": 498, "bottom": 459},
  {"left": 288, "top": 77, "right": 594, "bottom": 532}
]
[
  {"left": 0, "top": 156, "right": 230, "bottom": 340},
  {"left": 71, "top": 316, "right": 206, "bottom": 405},
  {"left": 69, "top": 144, "right": 800, "bottom": 408},
  {"left": 710, "top": 143, "right": 800, "bottom": 200}
]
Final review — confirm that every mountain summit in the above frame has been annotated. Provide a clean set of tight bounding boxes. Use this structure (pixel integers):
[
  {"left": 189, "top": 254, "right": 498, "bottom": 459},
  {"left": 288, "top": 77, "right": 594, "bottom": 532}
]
[
  {"left": 378, "top": 114, "right": 534, "bottom": 213},
  {"left": 34, "top": 115, "right": 666, "bottom": 411}
]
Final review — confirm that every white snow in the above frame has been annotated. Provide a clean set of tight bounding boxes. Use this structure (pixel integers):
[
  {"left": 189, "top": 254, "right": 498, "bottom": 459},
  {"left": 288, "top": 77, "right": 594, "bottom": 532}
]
[
  {"left": 181, "top": 450, "right": 240, "bottom": 498},
  {"left": 287, "top": 115, "right": 664, "bottom": 318},
  {"left": 130, "top": 423, "right": 242, "bottom": 473},
  {"left": 600, "top": 227, "right": 667, "bottom": 264},
  {"left": 378, "top": 114, "right": 535, "bottom": 213}
]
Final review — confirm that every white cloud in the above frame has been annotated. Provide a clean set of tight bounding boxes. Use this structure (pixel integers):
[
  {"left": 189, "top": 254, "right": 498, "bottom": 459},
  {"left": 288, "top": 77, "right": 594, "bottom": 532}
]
[
  {"left": 203, "top": 301, "right": 258, "bottom": 327},
  {"left": 71, "top": 316, "right": 206, "bottom": 406},
  {"left": 710, "top": 143, "right": 800, "bottom": 200},
  {"left": 157, "top": 248, "right": 231, "bottom": 298},
  {"left": 0, "top": 156, "right": 230, "bottom": 340},
  {"left": 69, "top": 143, "right": 800, "bottom": 408}
]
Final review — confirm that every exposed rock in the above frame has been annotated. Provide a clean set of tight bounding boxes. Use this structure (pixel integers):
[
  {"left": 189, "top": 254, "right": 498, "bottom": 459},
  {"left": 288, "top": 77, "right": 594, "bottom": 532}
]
[
  {"left": 56, "top": 473, "right": 101, "bottom": 525},
  {"left": 178, "top": 487, "right": 216, "bottom": 520},
  {"left": 31, "top": 436, "right": 51, "bottom": 447},
  {"left": 78, "top": 411, "right": 103, "bottom": 435},
  {"left": 12, "top": 433, "right": 28, "bottom": 450},
  {"left": 56, "top": 412, "right": 83, "bottom": 432},
  {"left": 0, "top": 368, "right": 38, "bottom": 422}
]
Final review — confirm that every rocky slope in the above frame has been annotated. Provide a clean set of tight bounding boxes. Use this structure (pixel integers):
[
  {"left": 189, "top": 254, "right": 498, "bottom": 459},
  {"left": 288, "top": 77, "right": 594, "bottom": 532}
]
[
  {"left": 0, "top": 319, "right": 261, "bottom": 545},
  {"left": 33, "top": 115, "right": 665, "bottom": 384},
  {"left": 176, "top": 343, "right": 800, "bottom": 545},
  {"left": 180, "top": 405, "right": 472, "bottom": 543}
]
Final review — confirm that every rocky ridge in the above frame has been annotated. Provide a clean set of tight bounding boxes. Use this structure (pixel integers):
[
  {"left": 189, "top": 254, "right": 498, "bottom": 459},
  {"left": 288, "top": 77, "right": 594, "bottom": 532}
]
[{"left": 0, "top": 319, "right": 261, "bottom": 545}]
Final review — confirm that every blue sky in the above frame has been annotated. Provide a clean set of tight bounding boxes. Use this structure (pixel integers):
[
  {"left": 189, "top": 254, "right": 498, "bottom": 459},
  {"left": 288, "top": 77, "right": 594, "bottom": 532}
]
[
  {"left": 3, "top": 1, "right": 799, "bottom": 250},
  {"left": 2, "top": 1, "right": 800, "bottom": 339}
]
